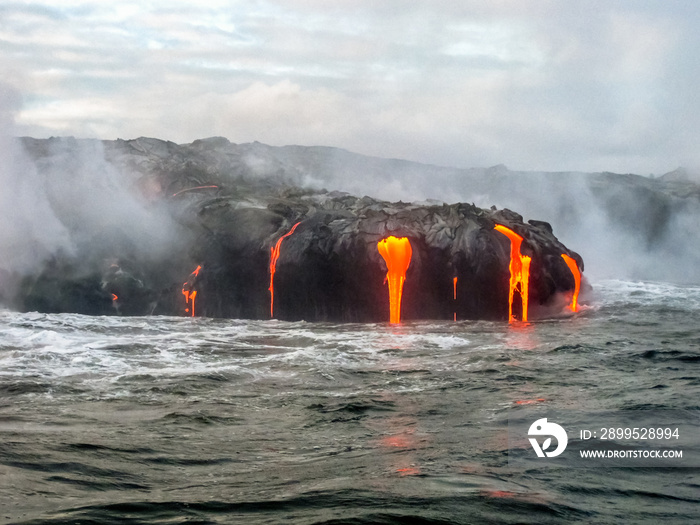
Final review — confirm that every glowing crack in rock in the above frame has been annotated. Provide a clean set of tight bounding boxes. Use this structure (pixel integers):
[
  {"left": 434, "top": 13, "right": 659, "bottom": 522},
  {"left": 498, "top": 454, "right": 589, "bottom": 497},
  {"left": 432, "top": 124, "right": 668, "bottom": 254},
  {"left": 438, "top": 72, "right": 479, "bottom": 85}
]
[
  {"left": 171, "top": 185, "right": 219, "bottom": 197},
  {"left": 561, "top": 253, "right": 581, "bottom": 312},
  {"left": 494, "top": 225, "right": 531, "bottom": 323},
  {"left": 269, "top": 222, "right": 301, "bottom": 318},
  {"left": 182, "top": 265, "right": 202, "bottom": 317},
  {"left": 377, "top": 236, "right": 412, "bottom": 324}
]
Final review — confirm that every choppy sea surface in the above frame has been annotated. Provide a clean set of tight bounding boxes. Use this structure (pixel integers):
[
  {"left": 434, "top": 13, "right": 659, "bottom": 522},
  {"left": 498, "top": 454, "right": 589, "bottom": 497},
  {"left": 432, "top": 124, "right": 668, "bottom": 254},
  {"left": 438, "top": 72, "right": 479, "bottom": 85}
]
[{"left": 1, "top": 280, "right": 699, "bottom": 524}]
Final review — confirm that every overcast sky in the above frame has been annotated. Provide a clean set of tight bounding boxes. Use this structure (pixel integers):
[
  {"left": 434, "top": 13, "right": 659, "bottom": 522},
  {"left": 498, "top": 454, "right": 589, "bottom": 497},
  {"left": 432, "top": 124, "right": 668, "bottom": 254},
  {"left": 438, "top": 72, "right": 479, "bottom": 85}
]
[{"left": 2, "top": 0, "right": 699, "bottom": 174}]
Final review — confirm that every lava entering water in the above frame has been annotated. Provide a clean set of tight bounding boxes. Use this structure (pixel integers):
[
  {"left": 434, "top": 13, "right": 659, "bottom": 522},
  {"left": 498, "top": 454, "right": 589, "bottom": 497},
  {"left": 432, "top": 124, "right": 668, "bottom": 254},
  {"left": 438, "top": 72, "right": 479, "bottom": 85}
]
[
  {"left": 377, "top": 236, "right": 412, "bottom": 324},
  {"left": 453, "top": 276, "right": 458, "bottom": 321},
  {"left": 560, "top": 253, "right": 581, "bottom": 312},
  {"left": 182, "top": 265, "right": 202, "bottom": 317},
  {"left": 494, "top": 225, "right": 531, "bottom": 323},
  {"left": 269, "top": 222, "right": 301, "bottom": 318}
]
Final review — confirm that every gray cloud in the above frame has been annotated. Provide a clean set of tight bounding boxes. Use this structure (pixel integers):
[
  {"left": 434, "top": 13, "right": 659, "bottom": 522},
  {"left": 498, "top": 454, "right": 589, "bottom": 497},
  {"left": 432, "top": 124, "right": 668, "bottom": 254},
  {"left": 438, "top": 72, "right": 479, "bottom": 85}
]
[{"left": 2, "top": 1, "right": 699, "bottom": 174}]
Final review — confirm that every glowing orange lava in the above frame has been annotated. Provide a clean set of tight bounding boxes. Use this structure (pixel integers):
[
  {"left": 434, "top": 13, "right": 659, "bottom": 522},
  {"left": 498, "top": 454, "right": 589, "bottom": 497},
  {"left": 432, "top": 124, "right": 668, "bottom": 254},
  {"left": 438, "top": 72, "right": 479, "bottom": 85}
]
[
  {"left": 377, "top": 236, "right": 412, "bottom": 324},
  {"left": 494, "top": 225, "right": 531, "bottom": 323},
  {"left": 269, "top": 222, "right": 301, "bottom": 318},
  {"left": 561, "top": 253, "right": 581, "bottom": 312},
  {"left": 182, "top": 265, "right": 202, "bottom": 317},
  {"left": 453, "top": 276, "right": 458, "bottom": 321},
  {"left": 111, "top": 293, "right": 118, "bottom": 301}
]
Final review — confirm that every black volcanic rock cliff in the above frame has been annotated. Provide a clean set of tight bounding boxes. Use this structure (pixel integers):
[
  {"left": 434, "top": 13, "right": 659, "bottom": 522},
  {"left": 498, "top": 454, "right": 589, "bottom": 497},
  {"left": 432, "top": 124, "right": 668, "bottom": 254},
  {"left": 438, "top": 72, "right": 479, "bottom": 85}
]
[{"left": 9, "top": 136, "right": 588, "bottom": 321}]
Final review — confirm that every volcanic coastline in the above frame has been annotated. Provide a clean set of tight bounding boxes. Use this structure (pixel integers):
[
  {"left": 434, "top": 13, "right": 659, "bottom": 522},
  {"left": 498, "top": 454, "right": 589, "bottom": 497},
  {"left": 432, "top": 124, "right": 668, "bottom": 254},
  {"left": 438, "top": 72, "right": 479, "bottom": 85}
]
[{"left": 9, "top": 136, "right": 584, "bottom": 322}]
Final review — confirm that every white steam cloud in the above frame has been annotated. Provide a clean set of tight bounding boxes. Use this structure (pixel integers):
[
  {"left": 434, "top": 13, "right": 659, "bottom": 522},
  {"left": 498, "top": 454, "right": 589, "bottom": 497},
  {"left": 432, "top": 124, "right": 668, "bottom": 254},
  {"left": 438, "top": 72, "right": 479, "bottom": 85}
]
[
  {"left": 258, "top": 145, "right": 700, "bottom": 284},
  {"left": 0, "top": 83, "right": 185, "bottom": 292},
  {"left": 0, "top": 85, "right": 71, "bottom": 275}
]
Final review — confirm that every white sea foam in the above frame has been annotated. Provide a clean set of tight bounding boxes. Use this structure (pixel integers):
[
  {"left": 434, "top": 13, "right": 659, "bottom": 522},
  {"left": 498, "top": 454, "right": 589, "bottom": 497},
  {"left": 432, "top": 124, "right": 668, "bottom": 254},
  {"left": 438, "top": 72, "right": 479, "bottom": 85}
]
[
  {"left": 2, "top": 279, "right": 697, "bottom": 400},
  {"left": 594, "top": 279, "right": 700, "bottom": 310}
]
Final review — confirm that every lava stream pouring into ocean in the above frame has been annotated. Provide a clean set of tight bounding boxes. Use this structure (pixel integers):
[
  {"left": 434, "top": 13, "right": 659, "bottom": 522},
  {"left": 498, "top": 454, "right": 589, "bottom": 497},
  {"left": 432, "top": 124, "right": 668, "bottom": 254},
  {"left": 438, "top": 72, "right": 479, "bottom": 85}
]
[
  {"left": 269, "top": 222, "right": 301, "bottom": 318},
  {"left": 377, "top": 236, "right": 412, "bottom": 324},
  {"left": 494, "top": 225, "right": 531, "bottom": 323}
]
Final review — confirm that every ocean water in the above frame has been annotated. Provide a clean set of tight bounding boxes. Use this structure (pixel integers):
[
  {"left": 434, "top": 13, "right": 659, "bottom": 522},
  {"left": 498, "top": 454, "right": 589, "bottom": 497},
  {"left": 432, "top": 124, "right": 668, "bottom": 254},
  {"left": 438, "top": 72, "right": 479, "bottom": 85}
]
[{"left": 1, "top": 279, "right": 699, "bottom": 524}]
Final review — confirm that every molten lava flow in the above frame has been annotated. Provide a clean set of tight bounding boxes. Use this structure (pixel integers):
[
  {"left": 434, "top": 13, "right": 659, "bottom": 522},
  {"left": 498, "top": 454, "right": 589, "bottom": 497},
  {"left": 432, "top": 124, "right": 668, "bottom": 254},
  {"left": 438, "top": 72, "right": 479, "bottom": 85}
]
[
  {"left": 182, "top": 265, "right": 202, "bottom": 317},
  {"left": 377, "top": 236, "right": 412, "bottom": 324},
  {"left": 171, "top": 185, "right": 219, "bottom": 197},
  {"left": 521, "top": 255, "right": 531, "bottom": 321},
  {"left": 269, "top": 222, "right": 301, "bottom": 318},
  {"left": 561, "top": 253, "right": 581, "bottom": 312},
  {"left": 188, "top": 291, "right": 197, "bottom": 316},
  {"left": 494, "top": 225, "right": 531, "bottom": 323},
  {"left": 453, "top": 276, "right": 458, "bottom": 321},
  {"left": 111, "top": 293, "right": 118, "bottom": 302}
]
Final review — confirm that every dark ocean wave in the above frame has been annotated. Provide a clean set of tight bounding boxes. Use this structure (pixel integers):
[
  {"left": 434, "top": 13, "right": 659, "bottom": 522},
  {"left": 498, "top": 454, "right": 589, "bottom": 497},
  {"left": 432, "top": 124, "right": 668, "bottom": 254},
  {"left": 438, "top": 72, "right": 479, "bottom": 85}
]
[
  {"left": 2, "top": 280, "right": 700, "bottom": 524},
  {"left": 636, "top": 349, "right": 700, "bottom": 362},
  {"left": 9, "top": 490, "right": 595, "bottom": 525}
]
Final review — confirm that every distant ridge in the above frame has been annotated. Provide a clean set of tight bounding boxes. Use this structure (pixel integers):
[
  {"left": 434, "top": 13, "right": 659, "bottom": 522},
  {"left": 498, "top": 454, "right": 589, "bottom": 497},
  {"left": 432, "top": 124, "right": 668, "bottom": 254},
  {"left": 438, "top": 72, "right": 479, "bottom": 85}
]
[{"left": 14, "top": 136, "right": 700, "bottom": 283}]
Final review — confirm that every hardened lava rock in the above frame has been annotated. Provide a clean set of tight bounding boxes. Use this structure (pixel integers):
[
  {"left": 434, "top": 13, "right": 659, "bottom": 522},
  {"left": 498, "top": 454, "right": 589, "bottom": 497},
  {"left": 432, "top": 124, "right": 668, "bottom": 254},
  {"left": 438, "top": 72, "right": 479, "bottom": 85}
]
[{"left": 13, "top": 137, "right": 584, "bottom": 321}]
